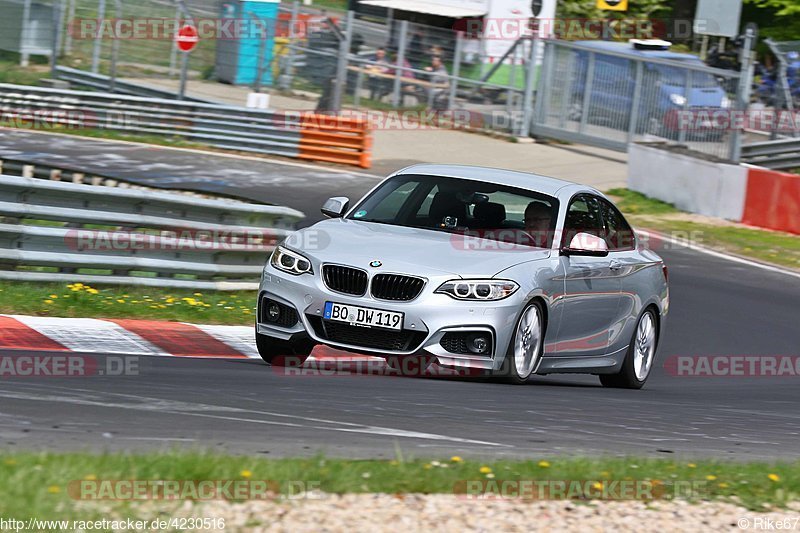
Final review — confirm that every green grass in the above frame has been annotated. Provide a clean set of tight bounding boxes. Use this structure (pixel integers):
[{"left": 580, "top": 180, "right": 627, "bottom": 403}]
[
  {"left": 0, "top": 452, "right": 797, "bottom": 521},
  {"left": 0, "top": 121, "right": 206, "bottom": 149},
  {"left": 607, "top": 188, "right": 800, "bottom": 270},
  {"left": 0, "top": 52, "right": 50, "bottom": 85},
  {"left": 0, "top": 281, "right": 256, "bottom": 325}
]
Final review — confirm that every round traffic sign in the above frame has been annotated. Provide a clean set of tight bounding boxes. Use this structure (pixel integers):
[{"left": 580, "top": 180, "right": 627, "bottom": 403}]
[{"left": 176, "top": 24, "right": 199, "bottom": 53}]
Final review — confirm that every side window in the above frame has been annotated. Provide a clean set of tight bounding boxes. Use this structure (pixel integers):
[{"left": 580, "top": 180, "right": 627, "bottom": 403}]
[
  {"left": 597, "top": 198, "right": 635, "bottom": 251},
  {"left": 563, "top": 195, "right": 603, "bottom": 247}
]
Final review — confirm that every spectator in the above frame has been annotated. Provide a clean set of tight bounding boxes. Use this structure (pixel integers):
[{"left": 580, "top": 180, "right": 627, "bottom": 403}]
[{"left": 366, "top": 47, "right": 393, "bottom": 101}]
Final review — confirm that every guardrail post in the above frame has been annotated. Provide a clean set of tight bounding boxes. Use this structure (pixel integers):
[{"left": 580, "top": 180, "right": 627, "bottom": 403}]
[
  {"left": 108, "top": 0, "right": 121, "bottom": 92},
  {"left": 50, "top": 0, "right": 63, "bottom": 78},
  {"left": 20, "top": 0, "right": 32, "bottom": 66},
  {"left": 64, "top": 0, "right": 76, "bottom": 54},
  {"left": 392, "top": 20, "right": 409, "bottom": 108}
]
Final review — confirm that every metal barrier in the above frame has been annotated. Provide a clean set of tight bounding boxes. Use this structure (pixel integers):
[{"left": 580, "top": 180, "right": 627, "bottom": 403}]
[
  {"left": 741, "top": 138, "right": 800, "bottom": 170},
  {"left": 0, "top": 84, "right": 373, "bottom": 168},
  {"left": 0, "top": 174, "right": 304, "bottom": 290},
  {"left": 532, "top": 40, "right": 745, "bottom": 161},
  {"left": 53, "top": 66, "right": 214, "bottom": 102}
]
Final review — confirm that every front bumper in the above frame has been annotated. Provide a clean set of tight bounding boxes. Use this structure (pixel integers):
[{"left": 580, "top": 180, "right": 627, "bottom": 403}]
[{"left": 257, "top": 264, "right": 526, "bottom": 371}]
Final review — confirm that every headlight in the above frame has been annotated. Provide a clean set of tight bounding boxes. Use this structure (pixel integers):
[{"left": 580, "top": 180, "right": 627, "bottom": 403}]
[
  {"left": 270, "top": 246, "right": 313, "bottom": 275},
  {"left": 435, "top": 279, "right": 519, "bottom": 301},
  {"left": 669, "top": 93, "right": 687, "bottom": 106}
]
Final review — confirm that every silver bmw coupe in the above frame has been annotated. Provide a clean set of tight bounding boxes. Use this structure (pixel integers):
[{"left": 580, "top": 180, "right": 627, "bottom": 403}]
[{"left": 257, "top": 164, "right": 669, "bottom": 388}]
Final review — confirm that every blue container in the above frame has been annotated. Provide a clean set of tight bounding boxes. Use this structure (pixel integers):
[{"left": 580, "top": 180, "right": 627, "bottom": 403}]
[{"left": 216, "top": 0, "right": 279, "bottom": 86}]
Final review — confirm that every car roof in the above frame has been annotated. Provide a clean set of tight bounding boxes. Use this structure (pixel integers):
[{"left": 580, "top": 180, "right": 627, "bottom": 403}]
[
  {"left": 392, "top": 164, "right": 598, "bottom": 198},
  {"left": 573, "top": 40, "right": 703, "bottom": 62}
]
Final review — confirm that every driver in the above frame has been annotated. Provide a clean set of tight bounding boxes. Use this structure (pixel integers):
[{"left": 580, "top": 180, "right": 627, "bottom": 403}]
[{"left": 524, "top": 201, "right": 553, "bottom": 248}]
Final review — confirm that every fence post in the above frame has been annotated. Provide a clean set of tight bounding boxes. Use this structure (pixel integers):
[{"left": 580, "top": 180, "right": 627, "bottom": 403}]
[
  {"left": 519, "top": 36, "right": 538, "bottom": 138},
  {"left": 91, "top": 0, "right": 107, "bottom": 73},
  {"left": 627, "top": 60, "right": 643, "bottom": 144},
  {"left": 577, "top": 51, "right": 595, "bottom": 135},
  {"left": 448, "top": 31, "right": 463, "bottom": 111},
  {"left": 50, "top": 0, "right": 63, "bottom": 78},
  {"left": 331, "top": 10, "right": 354, "bottom": 114},
  {"left": 677, "top": 69, "right": 691, "bottom": 145},
  {"left": 532, "top": 40, "right": 553, "bottom": 133},
  {"left": 730, "top": 26, "right": 756, "bottom": 161},
  {"left": 20, "top": 0, "right": 32, "bottom": 66},
  {"left": 392, "top": 20, "right": 409, "bottom": 108},
  {"left": 108, "top": 0, "right": 121, "bottom": 91},
  {"left": 64, "top": 0, "right": 76, "bottom": 54},
  {"left": 252, "top": 13, "right": 267, "bottom": 93},
  {"left": 169, "top": 7, "right": 180, "bottom": 77},
  {"left": 279, "top": 0, "right": 300, "bottom": 90}
]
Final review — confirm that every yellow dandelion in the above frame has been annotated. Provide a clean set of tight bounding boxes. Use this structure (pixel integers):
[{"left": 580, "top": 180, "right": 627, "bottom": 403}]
[
  {"left": 538, "top": 461, "right": 551, "bottom": 468},
  {"left": 49, "top": 294, "right": 58, "bottom": 299},
  {"left": 86, "top": 288, "right": 99, "bottom": 294},
  {"left": 84, "top": 474, "right": 97, "bottom": 481},
  {"left": 706, "top": 475, "right": 717, "bottom": 481},
  {"left": 687, "top": 463, "right": 697, "bottom": 468},
  {"left": 768, "top": 474, "right": 780, "bottom": 482},
  {"left": 450, "top": 456, "right": 463, "bottom": 463},
  {"left": 718, "top": 483, "right": 729, "bottom": 489},
  {"left": 47, "top": 485, "right": 61, "bottom": 494},
  {"left": 116, "top": 299, "right": 125, "bottom": 304},
  {"left": 43, "top": 300, "right": 54, "bottom": 304},
  {"left": 592, "top": 481, "right": 603, "bottom": 490},
  {"left": 479, "top": 466, "right": 492, "bottom": 474},
  {"left": 240, "top": 470, "right": 252, "bottom": 479}
]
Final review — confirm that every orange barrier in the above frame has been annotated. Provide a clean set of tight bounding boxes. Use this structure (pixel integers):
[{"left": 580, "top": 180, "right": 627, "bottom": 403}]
[
  {"left": 298, "top": 115, "right": 372, "bottom": 169},
  {"left": 742, "top": 168, "right": 800, "bottom": 235}
]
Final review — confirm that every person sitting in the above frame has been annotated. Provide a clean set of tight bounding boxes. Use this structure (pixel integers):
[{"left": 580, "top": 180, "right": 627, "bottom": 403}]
[
  {"left": 367, "top": 47, "right": 393, "bottom": 101},
  {"left": 524, "top": 201, "right": 554, "bottom": 248}
]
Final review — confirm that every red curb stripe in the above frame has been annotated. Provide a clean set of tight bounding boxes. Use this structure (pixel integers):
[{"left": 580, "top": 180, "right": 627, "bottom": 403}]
[
  {"left": 0, "top": 316, "right": 69, "bottom": 351},
  {"left": 107, "top": 320, "right": 247, "bottom": 358}
]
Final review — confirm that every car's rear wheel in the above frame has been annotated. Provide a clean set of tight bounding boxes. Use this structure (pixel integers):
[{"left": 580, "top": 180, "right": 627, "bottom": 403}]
[
  {"left": 600, "top": 307, "right": 658, "bottom": 389},
  {"left": 497, "top": 301, "right": 544, "bottom": 385},
  {"left": 256, "top": 332, "right": 312, "bottom": 367}
]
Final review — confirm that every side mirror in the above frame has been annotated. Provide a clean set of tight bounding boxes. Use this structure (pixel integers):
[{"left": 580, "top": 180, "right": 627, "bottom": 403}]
[
  {"left": 321, "top": 196, "right": 350, "bottom": 218},
  {"left": 561, "top": 232, "right": 609, "bottom": 257}
]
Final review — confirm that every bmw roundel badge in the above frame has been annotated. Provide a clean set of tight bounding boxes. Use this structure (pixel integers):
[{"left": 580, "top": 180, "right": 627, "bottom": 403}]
[{"left": 369, "top": 260, "right": 382, "bottom": 268}]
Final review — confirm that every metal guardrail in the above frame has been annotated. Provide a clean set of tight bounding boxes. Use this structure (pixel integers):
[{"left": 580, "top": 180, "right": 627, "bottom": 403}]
[
  {"left": 741, "top": 138, "right": 800, "bottom": 170},
  {"left": 0, "top": 83, "right": 373, "bottom": 168},
  {"left": 53, "top": 66, "right": 213, "bottom": 103},
  {"left": 0, "top": 174, "right": 304, "bottom": 290}
]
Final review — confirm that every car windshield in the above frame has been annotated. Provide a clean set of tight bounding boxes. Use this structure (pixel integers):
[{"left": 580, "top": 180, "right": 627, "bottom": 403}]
[
  {"left": 650, "top": 61, "right": 721, "bottom": 88},
  {"left": 346, "top": 174, "right": 560, "bottom": 248}
]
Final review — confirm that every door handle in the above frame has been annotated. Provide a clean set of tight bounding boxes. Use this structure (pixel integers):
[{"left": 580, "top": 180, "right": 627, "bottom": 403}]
[{"left": 609, "top": 259, "right": 622, "bottom": 271}]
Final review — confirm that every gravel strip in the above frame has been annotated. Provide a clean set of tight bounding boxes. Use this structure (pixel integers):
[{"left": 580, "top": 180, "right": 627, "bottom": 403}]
[{"left": 128, "top": 495, "right": 800, "bottom": 532}]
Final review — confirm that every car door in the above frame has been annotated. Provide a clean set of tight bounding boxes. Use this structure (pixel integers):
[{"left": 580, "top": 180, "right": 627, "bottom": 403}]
[
  {"left": 553, "top": 195, "right": 622, "bottom": 358},
  {"left": 596, "top": 196, "right": 640, "bottom": 356}
]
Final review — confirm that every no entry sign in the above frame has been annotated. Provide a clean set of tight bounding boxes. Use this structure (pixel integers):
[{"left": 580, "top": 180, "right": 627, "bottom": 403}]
[{"left": 176, "top": 24, "right": 199, "bottom": 53}]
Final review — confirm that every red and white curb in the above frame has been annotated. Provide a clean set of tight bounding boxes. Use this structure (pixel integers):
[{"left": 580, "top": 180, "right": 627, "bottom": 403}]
[{"left": 0, "top": 315, "right": 381, "bottom": 364}]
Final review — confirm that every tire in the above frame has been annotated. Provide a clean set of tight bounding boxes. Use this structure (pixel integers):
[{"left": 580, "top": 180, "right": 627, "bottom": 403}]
[
  {"left": 256, "top": 332, "right": 312, "bottom": 367},
  {"left": 496, "top": 300, "right": 545, "bottom": 385},
  {"left": 599, "top": 307, "right": 659, "bottom": 389}
]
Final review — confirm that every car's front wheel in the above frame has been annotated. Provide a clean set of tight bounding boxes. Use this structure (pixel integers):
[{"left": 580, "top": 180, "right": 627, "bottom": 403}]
[
  {"left": 256, "top": 333, "right": 312, "bottom": 367},
  {"left": 600, "top": 307, "right": 658, "bottom": 389},
  {"left": 497, "top": 301, "right": 544, "bottom": 385}
]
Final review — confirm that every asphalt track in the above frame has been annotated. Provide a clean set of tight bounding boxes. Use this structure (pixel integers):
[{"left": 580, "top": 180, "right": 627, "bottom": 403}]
[
  {"left": 0, "top": 129, "right": 381, "bottom": 225},
  {"left": 1, "top": 131, "right": 799, "bottom": 460}
]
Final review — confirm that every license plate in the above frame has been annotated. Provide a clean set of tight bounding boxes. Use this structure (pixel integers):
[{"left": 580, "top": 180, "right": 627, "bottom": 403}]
[{"left": 324, "top": 302, "right": 403, "bottom": 330}]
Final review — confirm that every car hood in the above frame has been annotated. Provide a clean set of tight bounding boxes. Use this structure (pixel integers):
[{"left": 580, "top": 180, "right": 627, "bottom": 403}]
[{"left": 285, "top": 218, "right": 551, "bottom": 278}]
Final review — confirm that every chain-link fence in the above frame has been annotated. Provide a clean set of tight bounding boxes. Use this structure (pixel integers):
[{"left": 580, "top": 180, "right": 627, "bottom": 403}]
[{"left": 532, "top": 39, "right": 747, "bottom": 161}]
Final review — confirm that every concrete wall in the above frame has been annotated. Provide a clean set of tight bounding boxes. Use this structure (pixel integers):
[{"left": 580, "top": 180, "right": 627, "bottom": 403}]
[{"left": 628, "top": 143, "right": 748, "bottom": 221}]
